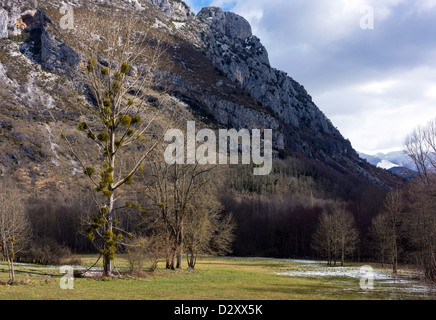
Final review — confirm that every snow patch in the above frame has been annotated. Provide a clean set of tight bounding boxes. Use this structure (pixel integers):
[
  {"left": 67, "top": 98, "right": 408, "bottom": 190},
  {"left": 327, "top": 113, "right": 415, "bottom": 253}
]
[
  {"left": 278, "top": 267, "right": 395, "bottom": 280},
  {"left": 71, "top": 159, "right": 82, "bottom": 176},
  {"left": 377, "top": 160, "right": 400, "bottom": 170},
  {"left": 124, "top": 0, "right": 144, "bottom": 11},
  {"left": 152, "top": 19, "right": 170, "bottom": 30},
  {"left": 173, "top": 22, "right": 186, "bottom": 30},
  {"left": 45, "top": 124, "right": 60, "bottom": 167}
]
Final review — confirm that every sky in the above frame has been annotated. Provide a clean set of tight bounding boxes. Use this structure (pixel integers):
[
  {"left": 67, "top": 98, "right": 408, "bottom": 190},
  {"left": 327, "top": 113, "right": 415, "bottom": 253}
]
[{"left": 184, "top": 0, "right": 436, "bottom": 155}]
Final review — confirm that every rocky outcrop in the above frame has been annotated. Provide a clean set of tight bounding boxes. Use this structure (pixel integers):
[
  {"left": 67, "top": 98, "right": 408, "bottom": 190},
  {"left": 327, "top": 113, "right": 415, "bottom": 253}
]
[
  {"left": 19, "top": 11, "right": 80, "bottom": 73},
  {"left": 0, "top": 7, "right": 7, "bottom": 38},
  {"left": 166, "top": 72, "right": 285, "bottom": 151},
  {"left": 145, "top": 0, "right": 193, "bottom": 20},
  {"left": 197, "top": 7, "right": 252, "bottom": 40},
  {"left": 0, "top": 4, "right": 42, "bottom": 39}
]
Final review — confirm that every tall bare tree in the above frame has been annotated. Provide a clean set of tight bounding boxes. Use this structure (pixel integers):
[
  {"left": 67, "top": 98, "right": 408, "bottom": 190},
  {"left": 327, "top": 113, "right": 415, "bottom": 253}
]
[
  {"left": 404, "top": 180, "right": 436, "bottom": 281},
  {"left": 380, "top": 190, "right": 404, "bottom": 274},
  {"left": 334, "top": 204, "right": 359, "bottom": 267},
  {"left": 312, "top": 211, "right": 335, "bottom": 265},
  {"left": 0, "top": 177, "right": 31, "bottom": 284},
  {"left": 405, "top": 118, "right": 436, "bottom": 281},
  {"left": 370, "top": 213, "right": 390, "bottom": 267},
  {"left": 51, "top": 10, "right": 168, "bottom": 276}
]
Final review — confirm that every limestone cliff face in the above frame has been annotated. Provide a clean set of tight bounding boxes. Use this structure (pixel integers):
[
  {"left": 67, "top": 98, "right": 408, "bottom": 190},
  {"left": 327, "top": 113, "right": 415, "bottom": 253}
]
[
  {"left": 166, "top": 6, "right": 358, "bottom": 168},
  {"left": 196, "top": 8, "right": 344, "bottom": 139},
  {"left": 0, "top": 8, "right": 7, "bottom": 38},
  {"left": 197, "top": 7, "right": 252, "bottom": 40},
  {"left": 18, "top": 11, "right": 80, "bottom": 74}
]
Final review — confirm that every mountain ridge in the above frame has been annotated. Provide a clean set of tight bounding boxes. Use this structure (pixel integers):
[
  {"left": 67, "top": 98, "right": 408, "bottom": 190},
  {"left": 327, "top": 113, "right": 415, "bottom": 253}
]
[{"left": 359, "top": 150, "right": 417, "bottom": 172}]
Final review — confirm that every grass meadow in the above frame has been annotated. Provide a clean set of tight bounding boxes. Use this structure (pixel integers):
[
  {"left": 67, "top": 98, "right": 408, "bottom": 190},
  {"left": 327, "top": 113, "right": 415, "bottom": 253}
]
[{"left": 0, "top": 255, "right": 434, "bottom": 300}]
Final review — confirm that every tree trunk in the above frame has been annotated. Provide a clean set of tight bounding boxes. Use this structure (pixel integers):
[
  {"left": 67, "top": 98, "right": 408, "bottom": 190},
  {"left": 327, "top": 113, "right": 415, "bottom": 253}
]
[
  {"left": 392, "top": 229, "right": 398, "bottom": 275},
  {"left": 103, "top": 255, "right": 112, "bottom": 277},
  {"left": 176, "top": 248, "right": 182, "bottom": 269},
  {"left": 393, "top": 240, "right": 398, "bottom": 275},
  {"left": 103, "top": 184, "right": 115, "bottom": 277},
  {"left": 341, "top": 238, "right": 345, "bottom": 267},
  {"left": 170, "top": 250, "right": 176, "bottom": 270},
  {"left": 167, "top": 239, "right": 176, "bottom": 270},
  {"left": 10, "top": 242, "right": 15, "bottom": 283},
  {"left": 176, "top": 225, "right": 184, "bottom": 269},
  {"left": 187, "top": 253, "right": 196, "bottom": 269}
]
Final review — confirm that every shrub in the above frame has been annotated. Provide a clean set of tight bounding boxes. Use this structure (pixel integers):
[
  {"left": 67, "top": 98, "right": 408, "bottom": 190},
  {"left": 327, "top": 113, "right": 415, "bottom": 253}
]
[
  {"left": 17, "top": 239, "right": 72, "bottom": 265},
  {"left": 127, "top": 236, "right": 165, "bottom": 273}
]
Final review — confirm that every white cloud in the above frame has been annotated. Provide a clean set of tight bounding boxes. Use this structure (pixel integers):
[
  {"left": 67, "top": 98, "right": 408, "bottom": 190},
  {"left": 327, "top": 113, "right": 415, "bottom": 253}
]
[
  {"left": 317, "top": 66, "right": 436, "bottom": 152},
  {"left": 358, "top": 80, "right": 399, "bottom": 95}
]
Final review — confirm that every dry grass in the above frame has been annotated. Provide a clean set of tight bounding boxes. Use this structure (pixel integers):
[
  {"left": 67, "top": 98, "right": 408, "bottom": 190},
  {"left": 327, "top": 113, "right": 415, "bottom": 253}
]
[{"left": 1, "top": 255, "right": 435, "bottom": 300}]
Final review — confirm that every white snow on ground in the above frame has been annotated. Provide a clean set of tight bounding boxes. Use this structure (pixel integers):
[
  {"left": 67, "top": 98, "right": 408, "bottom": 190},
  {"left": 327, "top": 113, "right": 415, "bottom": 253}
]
[
  {"left": 276, "top": 260, "right": 436, "bottom": 294},
  {"left": 71, "top": 159, "right": 82, "bottom": 176},
  {"left": 124, "top": 0, "right": 144, "bottom": 11},
  {"left": 152, "top": 19, "right": 170, "bottom": 30},
  {"left": 45, "top": 124, "right": 60, "bottom": 167},
  {"left": 173, "top": 22, "right": 186, "bottom": 30},
  {"left": 278, "top": 266, "right": 395, "bottom": 280}
]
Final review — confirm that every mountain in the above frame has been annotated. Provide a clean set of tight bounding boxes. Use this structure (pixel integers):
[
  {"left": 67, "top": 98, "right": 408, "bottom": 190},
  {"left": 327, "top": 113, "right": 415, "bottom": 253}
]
[
  {"left": 359, "top": 150, "right": 418, "bottom": 180},
  {"left": 388, "top": 166, "right": 418, "bottom": 180},
  {"left": 0, "top": 0, "right": 401, "bottom": 196},
  {"left": 376, "top": 159, "right": 400, "bottom": 170},
  {"left": 359, "top": 151, "right": 417, "bottom": 171}
]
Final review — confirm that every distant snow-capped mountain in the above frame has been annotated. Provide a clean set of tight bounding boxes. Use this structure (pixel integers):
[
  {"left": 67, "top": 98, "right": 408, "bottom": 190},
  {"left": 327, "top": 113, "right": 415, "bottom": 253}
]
[
  {"left": 359, "top": 150, "right": 417, "bottom": 172},
  {"left": 377, "top": 159, "right": 400, "bottom": 170}
]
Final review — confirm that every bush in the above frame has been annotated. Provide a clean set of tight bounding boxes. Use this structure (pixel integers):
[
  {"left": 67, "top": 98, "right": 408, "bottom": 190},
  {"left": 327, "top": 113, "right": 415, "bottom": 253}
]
[
  {"left": 127, "top": 236, "right": 165, "bottom": 273},
  {"left": 16, "top": 239, "right": 72, "bottom": 265}
]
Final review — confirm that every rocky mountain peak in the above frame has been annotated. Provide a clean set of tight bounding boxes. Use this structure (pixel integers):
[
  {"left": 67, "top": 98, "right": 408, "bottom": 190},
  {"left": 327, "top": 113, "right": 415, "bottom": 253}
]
[{"left": 197, "top": 7, "right": 252, "bottom": 40}]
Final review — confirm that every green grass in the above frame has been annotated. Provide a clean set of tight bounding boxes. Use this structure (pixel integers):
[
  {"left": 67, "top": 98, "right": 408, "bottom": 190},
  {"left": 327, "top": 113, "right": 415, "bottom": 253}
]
[{"left": 0, "top": 255, "right": 435, "bottom": 300}]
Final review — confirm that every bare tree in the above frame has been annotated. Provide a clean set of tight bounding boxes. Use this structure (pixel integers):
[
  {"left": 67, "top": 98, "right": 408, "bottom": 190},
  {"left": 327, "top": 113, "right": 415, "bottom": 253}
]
[
  {"left": 380, "top": 190, "right": 404, "bottom": 274},
  {"left": 126, "top": 234, "right": 166, "bottom": 273},
  {"left": 405, "top": 119, "right": 436, "bottom": 182},
  {"left": 142, "top": 162, "right": 219, "bottom": 269},
  {"left": 0, "top": 177, "right": 31, "bottom": 284},
  {"left": 405, "top": 119, "right": 436, "bottom": 281},
  {"left": 334, "top": 204, "right": 359, "bottom": 267},
  {"left": 404, "top": 180, "right": 436, "bottom": 281},
  {"left": 312, "top": 202, "right": 358, "bottom": 266},
  {"left": 183, "top": 182, "right": 236, "bottom": 269},
  {"left": 370, "top": 213, "right": 390, "bottom": 267},
  {"left": 50, "top": 10, "right": 169, "bottom": 277},
  {"left": 312, "top": 211, "right": 335, "bottom": 265}
]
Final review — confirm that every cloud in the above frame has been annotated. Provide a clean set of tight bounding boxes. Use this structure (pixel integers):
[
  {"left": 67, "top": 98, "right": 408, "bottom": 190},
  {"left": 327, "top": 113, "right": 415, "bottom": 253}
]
[
  {"left": 188, "top": 0, "right": 436, "bottom": 154},
  {"left": 317, "top": 66, "right": 436, "bottom": 151}
]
